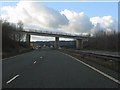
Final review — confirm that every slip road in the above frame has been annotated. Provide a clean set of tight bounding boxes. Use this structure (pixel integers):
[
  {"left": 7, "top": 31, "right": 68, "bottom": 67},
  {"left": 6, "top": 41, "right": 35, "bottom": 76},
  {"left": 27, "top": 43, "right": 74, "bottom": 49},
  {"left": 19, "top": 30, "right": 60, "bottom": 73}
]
[{"left": 2, "top": 49, "right": 120, "bottom": 88}]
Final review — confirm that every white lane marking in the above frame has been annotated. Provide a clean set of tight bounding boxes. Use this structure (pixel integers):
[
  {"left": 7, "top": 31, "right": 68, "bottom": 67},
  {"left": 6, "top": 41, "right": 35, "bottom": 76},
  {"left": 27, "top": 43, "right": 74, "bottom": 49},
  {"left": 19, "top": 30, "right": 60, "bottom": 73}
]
[
  {"left": 58, "top": 51, "right": 120, "bottom": 85},
  {"left": 2, "top": 50, "right": 36, "bottom": 61},
  {"left": 6, "top": 75, "right": 19, "bottom": 84},
  {"left": 40, "top": 56, "right": 43, "bottom": 59},
  {"left": 33, "top": 61, "right": 37, "bottom": 64},
  {"left": 2, "top": 55, "right": 17, "bottom": 61}
]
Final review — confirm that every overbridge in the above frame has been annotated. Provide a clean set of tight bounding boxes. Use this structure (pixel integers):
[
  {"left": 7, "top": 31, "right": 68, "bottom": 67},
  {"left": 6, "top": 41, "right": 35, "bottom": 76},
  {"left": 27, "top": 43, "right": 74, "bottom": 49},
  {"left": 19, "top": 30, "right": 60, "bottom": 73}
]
[{"left": 15, "top": 29, "right": 89, "bottom": 49}]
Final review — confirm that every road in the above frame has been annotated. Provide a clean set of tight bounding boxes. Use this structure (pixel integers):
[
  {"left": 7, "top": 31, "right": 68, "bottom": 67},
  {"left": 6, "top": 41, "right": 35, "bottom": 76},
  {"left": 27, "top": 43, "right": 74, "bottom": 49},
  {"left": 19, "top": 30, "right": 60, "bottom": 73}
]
[{"left": 2, "top": 49, "right": 120, "bottom": 88}]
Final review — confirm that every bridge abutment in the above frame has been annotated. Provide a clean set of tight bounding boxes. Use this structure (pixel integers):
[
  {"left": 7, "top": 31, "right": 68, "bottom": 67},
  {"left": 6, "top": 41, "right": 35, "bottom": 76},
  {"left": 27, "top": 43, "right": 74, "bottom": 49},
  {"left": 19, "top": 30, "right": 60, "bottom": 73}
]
[
  {"left": 76, "top": 39, "right": 83, "bottom": 49},
  {"left": 26, "top": 34, "right": 30, "bottom": 47},
  {"left": 54, "top": 37, "right": 59, "bottom": 49}
]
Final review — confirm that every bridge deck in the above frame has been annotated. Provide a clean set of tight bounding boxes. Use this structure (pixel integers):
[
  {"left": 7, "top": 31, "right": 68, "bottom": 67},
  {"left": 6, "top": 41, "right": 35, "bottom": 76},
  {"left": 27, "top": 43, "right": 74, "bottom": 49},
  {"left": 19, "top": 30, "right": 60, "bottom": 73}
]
[{"left": 14, "top": 30, "right": 89, "bottom": 39}]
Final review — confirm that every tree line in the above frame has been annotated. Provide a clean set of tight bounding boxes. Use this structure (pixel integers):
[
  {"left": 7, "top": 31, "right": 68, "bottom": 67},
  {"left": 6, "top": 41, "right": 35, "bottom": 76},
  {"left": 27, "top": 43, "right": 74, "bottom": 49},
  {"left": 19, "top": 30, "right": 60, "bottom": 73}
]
[
  {"left": 1, "top": 20, "right": 28, "bottom": 53},
  {"left": 83, "top": 30, "right": 120, "bottom": 52}
]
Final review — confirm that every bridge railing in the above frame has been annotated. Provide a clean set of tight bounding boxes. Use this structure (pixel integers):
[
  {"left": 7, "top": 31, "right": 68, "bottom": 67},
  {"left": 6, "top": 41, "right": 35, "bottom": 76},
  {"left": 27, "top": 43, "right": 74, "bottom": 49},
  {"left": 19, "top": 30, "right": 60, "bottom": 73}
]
[
  {"left": 24, "top": 29, "right": 83, "bottom": 37},
  {"left": 78, "top": 51, "right": 120, "bottom": 62}
]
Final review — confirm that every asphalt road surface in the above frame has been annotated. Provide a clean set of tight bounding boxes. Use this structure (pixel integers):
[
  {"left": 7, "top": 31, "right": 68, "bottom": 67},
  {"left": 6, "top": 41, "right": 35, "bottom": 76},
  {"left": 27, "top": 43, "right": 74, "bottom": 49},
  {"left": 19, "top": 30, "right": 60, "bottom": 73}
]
[{"left": 2, "top": 49, "right": 120, "bottom": 88}]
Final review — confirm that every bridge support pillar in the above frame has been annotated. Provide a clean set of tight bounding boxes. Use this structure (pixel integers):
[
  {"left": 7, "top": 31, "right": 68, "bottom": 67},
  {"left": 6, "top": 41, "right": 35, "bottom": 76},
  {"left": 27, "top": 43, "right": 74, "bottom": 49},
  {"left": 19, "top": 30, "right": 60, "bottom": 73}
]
[
  {"left": 26, "top": 34, "right": 30, "bottom": 47},
  {"left": 54, "top": 37, "right": 59, "bottom": 49},
  {"left": 76, "top": 39, "right": 83, "bottom": 49}
]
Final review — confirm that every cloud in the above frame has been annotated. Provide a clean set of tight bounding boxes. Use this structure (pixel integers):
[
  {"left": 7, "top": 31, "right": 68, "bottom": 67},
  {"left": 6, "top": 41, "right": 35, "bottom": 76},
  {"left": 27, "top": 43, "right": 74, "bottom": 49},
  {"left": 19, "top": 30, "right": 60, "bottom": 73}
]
[
  {"left": 1, "top": 0, "right": 118, "bottom": 37},
  {"left": 61, "top": 9, "right": 93, "bottom": 34},
  {"left": 90, "top": 16, "right": 118, "bottom": 34},
  {"left": 1, "top": 1, "right": 69, "bottom": 29},
  {"left": 1, "top": 1, "right": 93, "bottom": 34}
]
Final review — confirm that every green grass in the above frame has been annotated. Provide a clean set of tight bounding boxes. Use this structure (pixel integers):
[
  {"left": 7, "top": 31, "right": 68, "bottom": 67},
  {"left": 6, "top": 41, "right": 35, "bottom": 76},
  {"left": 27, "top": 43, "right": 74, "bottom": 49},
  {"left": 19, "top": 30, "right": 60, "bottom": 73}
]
[{"left": 59, "top": 49, "right": 120, "bottom": 73}]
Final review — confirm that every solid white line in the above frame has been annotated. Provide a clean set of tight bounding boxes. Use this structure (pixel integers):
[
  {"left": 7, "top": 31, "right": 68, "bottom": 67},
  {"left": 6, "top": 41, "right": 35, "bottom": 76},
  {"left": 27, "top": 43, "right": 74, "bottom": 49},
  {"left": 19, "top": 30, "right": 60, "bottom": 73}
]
[
  {"left": 58, "top": 51, "right": 120, "bottom": 85},
  {"left": 2, "top": 50, "right": 36, "bottom": 61},
  {"left": 2, "top": 55, "right": 17, "bottom": 61},
  {"left": 6, "top": 75, "right": 19, "bottom": 84},
  {"left": 33, "top": 61, "right": 37, "bottom": 64}
]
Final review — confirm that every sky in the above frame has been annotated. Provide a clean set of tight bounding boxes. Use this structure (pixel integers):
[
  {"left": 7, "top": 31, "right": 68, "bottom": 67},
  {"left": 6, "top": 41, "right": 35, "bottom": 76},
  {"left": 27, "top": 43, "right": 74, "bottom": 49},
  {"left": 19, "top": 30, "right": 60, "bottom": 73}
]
[
  {"left": 45, "top": 2, "right": 118, "bottom": 20},
  {"left": 0, "top": 0, "right": 119, "bottom": 41}
]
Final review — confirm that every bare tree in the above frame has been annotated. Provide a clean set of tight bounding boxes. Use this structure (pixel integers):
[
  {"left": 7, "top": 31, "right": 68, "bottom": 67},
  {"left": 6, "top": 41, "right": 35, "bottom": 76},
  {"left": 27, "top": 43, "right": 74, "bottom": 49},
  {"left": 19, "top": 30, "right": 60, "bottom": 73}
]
[
  {"left": 16, "top": 20, "right": 25, "bottom": 42},
  {"left": 84, "top": 29, "right": 118, "bottom": 52}
]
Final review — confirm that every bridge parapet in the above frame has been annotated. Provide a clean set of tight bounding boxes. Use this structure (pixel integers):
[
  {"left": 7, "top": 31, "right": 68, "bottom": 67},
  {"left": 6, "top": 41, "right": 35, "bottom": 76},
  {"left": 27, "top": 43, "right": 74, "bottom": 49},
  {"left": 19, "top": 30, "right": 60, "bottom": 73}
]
[
  {"left": 13, "top": 29, "right": 89, "bottom": 49},
  {"left": 21, "top": 29, "right": 89, "bottom": 39}
]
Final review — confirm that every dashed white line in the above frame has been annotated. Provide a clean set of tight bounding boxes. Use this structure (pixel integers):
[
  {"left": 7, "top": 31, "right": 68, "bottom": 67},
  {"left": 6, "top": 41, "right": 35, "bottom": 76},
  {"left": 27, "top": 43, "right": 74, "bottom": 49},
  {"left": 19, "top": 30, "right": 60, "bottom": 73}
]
[
  {"left": 33, "top": 61, "right": 37, "bottom": 64},
  {"left": 6, "top": 75, "right": 19, "bottom": 84},
  {"left": 58, "top": 51, "right": 120, "bottom": 85},
  {"left": 40, "top": 56, "right": 43, "bottom": 59}
]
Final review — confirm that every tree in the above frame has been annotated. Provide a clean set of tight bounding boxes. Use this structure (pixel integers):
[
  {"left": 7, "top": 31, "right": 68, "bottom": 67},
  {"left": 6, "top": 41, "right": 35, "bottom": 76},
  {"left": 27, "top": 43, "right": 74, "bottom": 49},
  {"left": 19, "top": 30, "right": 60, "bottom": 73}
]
[
  {"left": 16, "top": 20, "right": 25, "bottom": 42},
  {"left": 17, "top": 20, "right": 23, "bottom": 30},
  {"left": 84, "top": 29, "right": 118, "bottom": 51}
]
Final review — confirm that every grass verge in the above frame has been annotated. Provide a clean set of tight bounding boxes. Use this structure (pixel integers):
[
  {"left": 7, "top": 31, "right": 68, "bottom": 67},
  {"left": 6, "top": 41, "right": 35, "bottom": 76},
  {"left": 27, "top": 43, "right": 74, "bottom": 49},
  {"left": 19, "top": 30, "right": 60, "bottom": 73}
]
[{"left": 58, "top": 49, "right": 120, "bottom": 73}]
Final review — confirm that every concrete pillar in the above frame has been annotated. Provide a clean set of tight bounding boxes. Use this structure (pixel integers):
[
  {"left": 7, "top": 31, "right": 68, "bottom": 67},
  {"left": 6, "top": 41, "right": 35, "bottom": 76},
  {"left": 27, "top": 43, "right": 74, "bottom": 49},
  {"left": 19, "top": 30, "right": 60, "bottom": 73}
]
[
  {"left": 54, "top": 37, "right": 59, "bottom": 49},
  {"left": 26, "top": 34, "right": 30, "bottom": 46},
  {"left": 76, "top": 39, "right": 83, "bottom": 49}
]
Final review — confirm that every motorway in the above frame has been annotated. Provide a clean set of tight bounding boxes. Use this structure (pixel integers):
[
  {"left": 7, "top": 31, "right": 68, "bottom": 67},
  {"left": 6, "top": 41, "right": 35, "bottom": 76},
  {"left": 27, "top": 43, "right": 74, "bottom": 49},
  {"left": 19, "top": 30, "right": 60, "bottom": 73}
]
[{"left": 2, "top": 49, "right": 120, "bottom": 88}]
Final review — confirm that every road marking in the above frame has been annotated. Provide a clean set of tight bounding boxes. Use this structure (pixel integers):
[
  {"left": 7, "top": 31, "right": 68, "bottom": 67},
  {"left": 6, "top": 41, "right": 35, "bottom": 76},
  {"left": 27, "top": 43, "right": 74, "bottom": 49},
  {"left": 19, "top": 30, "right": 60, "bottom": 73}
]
[
  {"left": 2, "top": 50, "right": 36, "bottom": 61},
  {"left": 40, "top": 56, "right": 43, "bottom": 59},
  {"left": 33, "top": 61, "right": 37, "bottom": 64},
  {"left": 2, "top": 55, "right": 17, "bottom": 61},
  {"left": 6, "top": 75, "right": 19, "bottom": 84},
  {"left": 58, "top": 51, "right": 120, "bottom": 85}
]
